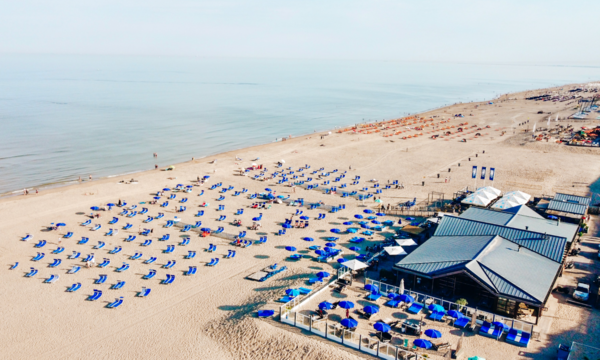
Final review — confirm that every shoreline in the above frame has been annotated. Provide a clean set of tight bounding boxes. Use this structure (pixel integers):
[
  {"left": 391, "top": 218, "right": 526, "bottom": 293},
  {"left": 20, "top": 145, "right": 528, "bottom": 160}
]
[{"left": 1, "top": 80, "right": 594, "bottom": 200}]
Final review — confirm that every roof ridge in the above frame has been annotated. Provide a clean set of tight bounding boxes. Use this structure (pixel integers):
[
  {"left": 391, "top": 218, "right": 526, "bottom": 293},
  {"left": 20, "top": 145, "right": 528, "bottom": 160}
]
[
  {"left": 478, "top": 263, "right": 539, "bottom": 302},
  {"left": 442, "top": 215, "right": 565, "bottom": 240}
]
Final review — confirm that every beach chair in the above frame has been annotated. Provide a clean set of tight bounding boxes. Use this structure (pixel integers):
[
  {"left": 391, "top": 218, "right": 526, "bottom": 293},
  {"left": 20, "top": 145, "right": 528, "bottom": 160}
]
[
  {"left": 207, "top": 244, "right": 216, "bottom": 252},
  {"left": 140, "top": 208, "right": 148, "bottom": 214},
  {"left": 25, "top": 267, "right": 38, "bottom": 277},
  {"left": 193, "top": 221, "right": 202, "bottom": 228},
  {"left": 407, "top": 302, "right": 424, "bottom": 314},
  {"left": 185, "top": 266, "right": 197, "bottom": 276},
  {"left": 127, "top": 211, "right": 138, "bottom": 218},
  {"left": 87, "top": 290, "right": 102, "bottom": 301},
  {"left": 109, "top": 246, "right": 122, "bottom": 254},
  {"left": 52, "top": 246, "right": 65, "bottom": 254},
  {"left": 180, "top": 237, "right": 190, "bottom": 246},
  {"left": 181, "top": 225, "right": 191, "bottom": 232},
  {"left": 10, "top": 262, "right": 19, "bottom": 270},
  {"left": 137, "top": 287, "right": 151, "bottom": 297},
  {"left": 109, "top": 217, "right": 119, "bottom": 224},
  {"left": 81, "top": 219, "right": 92, "bottom": 226},
  {"left": 141, "top": 239, "right": 152, "bottom": 246},
  {"left": 63, "top": 232, "right": 73, "bottom": 239},
  {"left": 91, "top": 225, "right": 101, "bottom": 231},
  {"left": 506, "top": 328, "right": 531, "bottom": 348},
  {"left": 49, "top": 259, "right": 61, "bottom": 268},
  {"left": 155, "top": 213, "right": 165, "bottom": 219},
  {"left": 67, "top": 266, "right": 81, "bottom": 274},
  {"left": 206, "top": 258, "right": 219, "bottom": 266},
  {"left": 97, "top": 258, "right": 110, "bottom": 268},
  {"left": 144, "top": 216, "right": 154, "bottom": 223},
  {"left": 428, "top": 311, "right": 446, "bottom": 321},
  {"left": 453, "top": 316, "right": 470, "bottom": 329},
  {"left": 479, "top": 321, "right": 503, "bottom": 340},
  {"left": 214, "top": 227, "right": 224, "bottom": 234},
  {"left": 186, "top": 251, "right": 196, "bottom": 259},
  {"left": 111, "top": 281, "right": 126, "bottom": 290},
  {"left": 366, "top": 292, "right": 382, "bottom": 301},
  {"left": 159, "top": 234, "right": 170, "bottom": 241},
  {"left": 169, "top": 194, "right": 176, "bottom": 200},
  {"left": 123, "top": 223, "right": 133, "bottom": 230},
  {"left": 68, "top": 251, "right": 81, "bottom": 260},
  {"left": 119, "top": 210, "right": 128, "bottom": 216},
  {"left": 140, "top": 229, "right": 151, "bottom": 236},
  {"left": 67, "top": 283, "right": 82, "bottom": 292},
  {"left": 164, "top": 245, "right": 174, "bottom": 254},
  {"left": 235, "top": 209, "right": 243, "bottom": 215},
  {"left": 106, "top": 297, "right": 124, "bottom": 309},
  {"left": 217, "top": 215, "right": 226, "bottom": 221},
  {"left": 94, "top": 241, "right": 106, "bottom": 249},
  {"left": 195, "top": 210, "right": 204, "bottom": 217},
  {"left": 44, "top": 274, "right": 59, "bottom": 284},
  {"left": 115, "top": 263, "right": 130, "bottom": 272},
  {"left": 32, "top": 252, "right": 45, "bottom": 261},
  {"left": 34, "top": 240, "right": 47, "bottom": 248},
  {"left": 144, "top": 257, "right": 157, "bottom": 264},
  {"left": 161, "top": 274, "right": 175, "bottom": 284},
  {"left": 125, "top": 235, "right": 136, "bottom": 242},
  {"left": 163, "top": 260, "right": 176, "bottom": 269},
  {"left": 143, "top": 269, "right": 157, "bottom": 280},
  {"left": 161, "top": 201, "right": 169, "bottom": 207},
  {"left": 95, "top": 274, "right": 107, "bottom": 284},
  {"left": 258, "top": 236, "right": 267, "bottom": 244},
  {"left": 130, "top": 252, "right": 142, "bottom": 260},
  {"left": 77, "top": 237, "right": 89, "bottom": 245},
  {"left": 226, "top": 250, "right": 236, "bottom": 259},
  {"left": 82, "top": 253, "right": 94, "bottom": 262}
]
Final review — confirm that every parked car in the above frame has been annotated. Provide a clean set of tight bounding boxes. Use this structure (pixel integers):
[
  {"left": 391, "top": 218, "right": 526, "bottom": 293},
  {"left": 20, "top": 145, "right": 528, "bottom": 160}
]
[{"left": 572, "top": 283, "right": 590, "bottom": 302}]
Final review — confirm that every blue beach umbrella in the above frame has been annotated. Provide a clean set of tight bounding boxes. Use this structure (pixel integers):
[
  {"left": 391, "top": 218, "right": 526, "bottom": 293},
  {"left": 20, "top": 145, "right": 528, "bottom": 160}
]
[
  {"left": 364, "top": 209, "right": 373, "bottom": 214},
  {"left": 338, "top": 301, "right": 354, "bottom": 309},
  {"left": 364, "top": 284, "right": 378, "bottom": 292},
  {"left": 300, "top": 216, "right": 309, "bottom": 220},
  {"left": 425, "top": 329, "right": 442, "bottom": 339},
  {"left": 376, "top": 212, "right": 385, "bottom": 216},
  {"left": 56, "top": 223, "right": 66, "bottom": 227},
  {"left": 337, "top": 258, "right": 347, "bottom": 264},
  {"left": 399, "top": 294, "right": 414, "bottom": 303},
  {"left": 153, "top": 197, "right": 161, "bottom": 199},
  {"left": 200, "top": 228, "right": 211, "bottom": 232},
  {"left": 414, "top": 339, "right": 432, "bottom": 349},
  {"left": 354, "top": 214, "right": 363, "bottom": 219},
  {"left": 303, "top": 237, "right": 314, "bottom": 242},
  {"left": 330, "top": 228, "right": 341, "bottom": 234},
  {"left": 363, "top": 230, "right": 374, "bottom": 235},
  {"left": 341, "top": 318, "right": 358, "bottom": 328},
  {"left": 91, "top": 207, "right": 100, "bottom": 210},
  {"left": 257, "top": 310, "right": 275, "bottom": 317},
  {"left": 343, "top": 221, "right": 353, "bottom": 225},
  {"left": 163, "top": 188, "right": 171, "bottom": 191},
  {"left": 286, "top": 289, "right": 300, "bottom": 297},
  {"left": 325, "top": 242, "right": 336, "bottom": 247},
  {"left": 374, "top": 322, "right": 391, "bottom": 333},
  {"left": 323, "top": 247, "right": 334, "bottom": 253},
  {"left": 371, "top": 220, "right": 381, "bottom": 224},
  {"left": 285, "top": 246, "right": 296, "bottom": 252},
  {"left": 347, "top": 228, "right": 358, "bottom": 233},
  {"left": 265, "top": 188, "right": 273, "bottom": 192},
  {"left": 447, "top": 310, "right": 463, "bottom": 319},
  {"left": 367, "top": 216, "right": 377, "bottom": 220},
  {"left": 325, "top": 237, "right": 339, "bottom": 241},
  {"left": 387, "top": 292, "right": 399, "bottom": 299},
  {"left": 363, "top": 306, "right": 379, "bottom": 315},
  {"left": 383, "top": 220, "right": 394, "bottom": 226},
  {"left": 358, "top": 221, "right": 368, "bottom": 225},
  {"left": 107, "top": 203, "right": 115, "bottom": 207},
  {"left": 428, "top": 304, "right": 445, "bottom": 313},
  {"left": 349, "top": 246, "right": 361, "bottom": 251},
  {"left": 319, "top": 301, "right": 333, "bottom": 310},
  {"left": 316, "top": 271, "right": 330, "bottom": 278},
  {"left": 315, "top": 249, "right": 326, "bottom": 255}
]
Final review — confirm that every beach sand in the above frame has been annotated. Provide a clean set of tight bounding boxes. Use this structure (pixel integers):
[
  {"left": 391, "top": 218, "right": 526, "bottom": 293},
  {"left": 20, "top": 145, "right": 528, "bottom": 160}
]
[{"left": 1, "top": 83, "right": 599, "bottom": 360}]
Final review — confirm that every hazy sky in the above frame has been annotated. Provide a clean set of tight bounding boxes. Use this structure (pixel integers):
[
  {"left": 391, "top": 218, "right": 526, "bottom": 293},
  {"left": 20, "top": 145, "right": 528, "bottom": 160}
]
[{"left": 1, "top": 0, "right": 598, "bottom": 63}]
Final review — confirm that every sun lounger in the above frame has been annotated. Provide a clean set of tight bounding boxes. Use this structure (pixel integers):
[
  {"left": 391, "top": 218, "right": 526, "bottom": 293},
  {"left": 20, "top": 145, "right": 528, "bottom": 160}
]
[
  {"left": 182, "top": 225, "right": 191, "bottom": 232},
  {"left": 127, "top": 211, "right": 137, "bottom": 217},
  {"left": 453, "top": 316, "right": 470, "bottom": 329},
  {"left": 94, "top": 241, "right": 106, "bottom": 249},
  {"left": 128, "top": 252, "right": 141, "bottom": 260},
  {"left": 506, "top": 328, "right": 530, "bottom": 347},
  {"left": 67, "top": 265, "right": 81, "bottom": 274},
  {"left": 67, "top": 251, "right": 80, "bottom": 260},
  {"left": 22, "top": 234, "right": 34, "bottom": 241},
  {"left": 161, "top": 201, "right": 169, "bottom": 207},
  {"left": 161, "top": 274, "right": 175, "bottom": 284},
  {"left": 206, "top": 258, "right": 219, "bottom": 266},
  {"left": 115, "top": 263, "right": 129, "bottom": 272},
  {"left": 81, "top": 219, "right": 92, "bottom": 226},
  {"left": 186, "top": 251, "right": 196, "bottom": 259},
  {"left": 160, "top": 234, "right": 170, "bottom": 241},
  {"left": 82, "top": 253, "right": 95, "bottom": 262},
  {"left": 44, "top": 274, "right": 59, "bottom": 283},
  {"left": 164, "top": 245, "right": 174, "bottom": 253},
  {"left": 144, "top": 216, "right": 154, "bottom": 223},
  {"left": 25, "top": 267, "right": 38, "bottom": 277},
  {"left": 144, "top": 257, "right": 157, "bottom": 264},
  {"left": 67, "top": 282, "right": 82, "bottom": 292},
  {"left": 140, "top": 229, "right": 151, "bottom": 236},
  {"left": 479, "top": 321, "right": 503, "bottom": 340},
  {"left": 52, "top": 246, "right": 65, "bottom": 254},
  {"left": 87, "top": 289, "right": 103, "bottom": 301},
  {"left": 63, "top": 232, "right": 73, "bottom": 238},
  {"left": 429, "top": 311, "right": 446, "bottom": 321},
  {"left": 76, "top": 237, "right": 89, "bottom": 245},
  {"left": 226, "top": 250, "right": 236, "bottom": 258},
  {"left": 106, "top": 297, "right": 124, "bottom": 309},
  {"left": 156, "top": 213, "right": 164, "bottom": 219},
  {"left": 407, "top": 302, "right": 424, "bottom": 314},
  {"left": 137, "top": 287, "right": 151, "bottom": 297},
  {"left": 91, "top": 225, "right": 101, "bottom": 231},
  {"left": 34, "top": 240, "right": 47, "bottom": 248},
  {"left": 366, "top": 293, "right": 382, "bottom": 301},
  {"left": 119, "top": 210, "right": 128, "bottom": 216},
  {"left": 140, "top": 207, "right": 148, "bottom": 214},
  {"left": 49, "top": 258, "right": 61, "bottom": 268},
  {"left": 207, "top": 244, "right": 217, "bottom": 252},
  {"left": 163, "top": 260, "right": 176, "bottom": 269},
  {"left": 143, "top": 269, "right": 157, "bottom": 280},
  {"left": 181, "top": 197, "right": 188, "bottom": 203},
  {"left": 111, "top": 281, "right": 125, "bottom": 290},
  {"left": 141, "top": 239, "right": 152, "bottom": 246},
  {"left": 185, "top": 266, "right": 197, "bottom": 276},
  {"left": 108, "top": 246, "right": 122, "bottom": 254},
  {"left": 124, "top": 235, "right": 136, "bottom": 242},
  {"left": 95, "top": 274, "right": 107, "bottom": 284},
  {"left": 97, "top": 258, "right": 110, "bottom": 268},
  {"left": 194, "top": 221, "right": 202, "bottom": 228},
  {"left": 10, "top": 262, "right": 18, "bottom": 270},
  {"left": 109, "top": 217, "right": 119, "bottom": 224},
  {"left": 32, "top": 252, "right": 45, "bottom": 261},
  {"left": 179, "top": 237, "right": 190, "bottom": 246}
]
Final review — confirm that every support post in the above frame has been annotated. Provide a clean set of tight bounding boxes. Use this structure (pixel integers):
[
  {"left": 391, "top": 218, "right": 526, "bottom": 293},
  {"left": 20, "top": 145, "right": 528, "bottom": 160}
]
[
  {"left": 294, "top": 311, "right": 297, "bottom": 326},
  {"left": 325, "top": 320, "right": 328, "bottom": 338},
  {"left": 310, "top": 316, "right": 312, "bottom": 332},
  {"left": 359, "top": 335, "right": 362, "bottom": 350}
]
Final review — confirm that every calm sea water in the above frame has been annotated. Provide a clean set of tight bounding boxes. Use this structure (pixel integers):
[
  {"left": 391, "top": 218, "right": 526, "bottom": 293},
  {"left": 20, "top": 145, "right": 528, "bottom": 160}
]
[{"left": 1, "top": 55, "right": 599, "bottom": 194}]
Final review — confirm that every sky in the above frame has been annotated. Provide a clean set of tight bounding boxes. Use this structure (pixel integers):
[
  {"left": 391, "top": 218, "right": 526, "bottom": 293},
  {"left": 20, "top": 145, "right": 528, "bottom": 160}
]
[{"left": 1, "top": 0, "right": 599, "bottom": 63}]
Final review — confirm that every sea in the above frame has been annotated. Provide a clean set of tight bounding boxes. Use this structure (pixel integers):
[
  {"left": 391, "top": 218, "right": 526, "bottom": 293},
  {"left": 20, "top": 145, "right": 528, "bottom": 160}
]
[{"left": 1, "top": 54, "right": 599, "bottom": 195}]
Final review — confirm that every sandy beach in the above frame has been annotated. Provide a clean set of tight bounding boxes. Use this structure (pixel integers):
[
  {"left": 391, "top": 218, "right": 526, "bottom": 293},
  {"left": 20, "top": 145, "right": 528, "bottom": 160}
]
[{"left": 1, "top": 83, "right": 599, "bottom": 360}]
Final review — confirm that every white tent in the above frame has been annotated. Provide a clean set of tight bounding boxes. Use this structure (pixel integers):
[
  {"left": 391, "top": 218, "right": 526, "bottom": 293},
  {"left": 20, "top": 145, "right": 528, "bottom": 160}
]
[
  {"left": 505, "top": 190, "right": 531, "bottom": 202},
  {"left": 491, "top": 190, "right": 531, "bottom": 210},
  {"left": 341, "top": 259, "right": 368, "bottom": 271},
  {"left": 395, "top": 239, "right": 417, "bottom": 246},
  {"left": 383, "top": 246, "right": 407, "bottom": 256},
  {"left": 461, "top": 193, "right": 493, "bottom": 207},
  {"left": 478, "top": 186, "right": 501, "bottom": 197}
]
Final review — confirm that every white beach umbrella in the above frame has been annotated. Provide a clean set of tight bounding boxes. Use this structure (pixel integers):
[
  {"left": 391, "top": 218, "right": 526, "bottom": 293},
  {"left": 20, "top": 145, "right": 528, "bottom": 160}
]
[
  {"left": 399, "top": 278, "right": 405, "bottom": 296},
  {"left": 383, "top": 246, "right": 407, "bottom": 256},
  {"left": 341, "top": 259, "right": 368, "bottom": 271},
  {"left": 280, "top": 159, "right": 285, "bottom": 163},
  {"left": 395, "top": 239, "right": 417, "bottom": 246}
]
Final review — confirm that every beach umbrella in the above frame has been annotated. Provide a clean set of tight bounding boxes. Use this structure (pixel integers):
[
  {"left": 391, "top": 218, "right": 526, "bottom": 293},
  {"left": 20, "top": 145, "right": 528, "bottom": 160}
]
[
  {"left": 406, "top": 217, "right": 415, "bottom": 221},
  {"left": 363, "top": 209, "right": 373, "bottom": 214},
  {"left": 257, "top": 310, "right": 275, "bottom": 317},
  {"left": 428, "top": 304, "right": 445, "bottom": 313},
  {"left": 376, "top": 212, "right": 385, "bottom": 216},
  {"left": 163, "top": 188, "right": 171, "bottom": 191},
  {"left": 153, "top": 196, "right": 161, "bottom": 199},
  {"left": 341, "top": 318, "right": 358, "bottom": 328},
  {"left": 330, "top": 228, "right": 341, "bottom": 234},
  {"left": 413, "top": 339, "right": 432, "bottom": 349},
  {"left": 399, "top": 278, "right": 405, "bottom": 296},
  {"left": 399, "top": 294, "right": 414, "bottom": 303},
  {"left": 349, "top": 246, "right": 361, "bottom": 251},
  {"left": 265, "top": 188, "right": 272, "bottom": 192},
  {"left": 338, "top": 301, "right": 354, "bottom": 309},
  {"left": 383, "top": 220, "right": 394, "bottom": 226},
  {"left": 387, "top": 292, "right": 399, "bottom": 299},
  {"left": 285, "top": 246, "right": 296, "bottom": 252},
  {"left": 396, "top": 239, "right": 417, "bottom": 246},
  {"left": 358, "top": 221, "right": 368, "bottom": 225},
  {"left": 325, "top": 237, "right": 339, "bottom": 241},
  {"left": 316, "top": 271, "right": 330, "bottom": 278},
  {"left": 91, "top": 206, "right": 100, "bottom": 211},
  {"left": 456, "top": 333, "right": 465, "bottom": 354},
  {"left": 323, "top": 247, "right": 334, "bottom": 253},
  {"left": 425, "top": 329, "right": 442, "bottom": 339},
  {"left": 337, "top": 258, "right": 347, "bottom": 264},
  {"left": 354, "top": 214, "right": 363, "bottom": 219},
  {"left": 319, "top": 301, "right": 333, "bottom": 310},
  {"left": 375, "top": 199, "right": 382, "bottom": 203},
  {"left": 347, "top": 228, "right": 358, "bottom": 233},
  {"left": 492, "top": 321, "right": 509, "bottom": 331},
  {"left": 286, "top": 289, "right": 300, "bottom": 297},
  {"left": 374, "top": 322, "right": 391, "bottom": 333},
  {"left": 342, "top": 259, "right": 368, "bottom": 271},
  {"left": 362, "top": 230, "right": 374, "bottom": 236},
  {"left": 467, "top": 357, "right": 485, "bottom": 360},
  {"left": 315, "top": 249, "right": 326, "bottom": 256},
  {"left": 371, "top": 220, "right": 381, "bottom": 224},
  {"left": 360, "top": 224, "right": 371, "bottom": 229},
  {"left": 448, "top": 310, "right": 463, "bottom": 319},
  {"left": 303, "top": 237, "right": 314, "bottom": 242},
  {"left": 56, "top": 223, "right": 66, "bottom": 227},
  {"left": 299, "top": 216, "right": 309, "bottom": 220},
  {"left": 364, "top": 284, "right": 378, "bottom": 292},
  {"left": 363, "top": 306, "right": 379, "bottom": 315},
  {"left": 470, "top": 311, "right": 477, "bottom": 330},
  {"left": 107, "top": 203, "right": 115, "bottom": 207},
  {"left": 383, "top": 246, "right": 407, "bottom": 256},
  {"left": 325, "top": 242, "right": 336, "bottom": 247},
  {"left": 367, "top": 216, "right": 377, "bottom": 220},
  {"left": 343, "top": 221, "right": 353, "bottom": 225}
]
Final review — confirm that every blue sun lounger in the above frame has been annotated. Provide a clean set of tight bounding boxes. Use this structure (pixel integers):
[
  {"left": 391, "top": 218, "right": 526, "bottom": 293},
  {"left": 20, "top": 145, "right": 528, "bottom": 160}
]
[
  {"left": 182, "top": 225, "right": 191, "bottom": 232},
  {"left": 25, "top": 267, "right": 38, "bottom": 277},
  {"left": 49, "top": 259, "right": 61, "bottom": 268},
  {"left": 206, "top": 258, "right": 219, "bottom": 266},
  {"left": 127, "top": 211, "right": 137, "bottom": 217},
  {"left": 63, "top": 232, "right": 73, "bottom": 239},
  {"left": 226, "top": 250, "right": 236, "bottom": 258},
  {"left": 161, "top": 274, "right": 175, "bottom": 284},
  {"left": 185, "top": 266, "right": 197, "bottom": 276},
  {"left": 479, "top": 321, "right": 503, "bottom": 340},
  {"left": 109, "top": 217, "right": 119, "bottom": 224},
  {"left": 159, "top": 234, "right": 170, "bottom": 241},
  {"left": 207, "top": 244, "right": 216, "bottom": 252},
  {"left": 22, "top": 234, "right": 33, "bottom": 241},
  {"left": 82, "top": 253, "right": 95, "bottom": 262},
  {"left": 214, "top": 227, "right": 224, "bottom": 234},
  {"left": 140, "top": 229, "right": 151, "bottom": 236},
  {"left": 161, "top": 201, "right": 169, "bottom": 207},
  {"left": 506, "top": 328, "right": 531, "bottom": 348},
  {"left": 163, "top": 260, "right": 176, "bottom": 269},
  {"left": 144, "top": 257, "right": 157, "bottom": 264},
  {"left": 164, "top": 245, "right": 174, "bottom": 253},
  {"left": 95, "top": 274, "right": 107, "bottom": 284},
  {"left": 67, "top": 282, "right": 82, "bottom": 292},
  {"left": 124, "top": 235, "right": 136, "bottom": 242},
  {"left": 217, "top": 215, "right": 226, "bottom": 221},
  {"left": 130, "top": 252, "right": 142, "bottom": 260},
  {"left": 109, "top": 246, "right": 122, "bottom": 254},
  {"left": 32, "top": 253, "right": 45, "bottom": 261},
  {"left": 155, "top": 213, "right": 164, "bottom": 219},
  {"left": 407, "top": 302, "right": 424, "bottom": 314},
  {"left": 44, "top": 274, "right": 59, "bottom": 283},
  {"left": 52, "top": 246, "right": 65, "bottom": 254},
  {"left": 141, "top": 239, "right": 152, "bottom": 246},
  {"left": 91, "top": 224, "right": 101, "bottom": 231},
  {"left": 366, "top": 292, "right": 382, "bottom": 301},
  {"left": 144, "top": 216, "right": 154, "bottom": 223},
  {"left": 106, "top": 297, "right": 123, "bottom": 309},
  {"left": 143, "top": 269, "right": 157, "bottom": 280},
  {"left": 98, "top": 258, "right": 110, "bottom": 268},
  {"left": 119, "top": 210, "right": 128, "bottom": 216},
  {"left": 81, "top": 219, "right": 91, "bottom": 226},
  {"left": 235, "top": 209, "right": 243, "bottom": 215},
  {"left": 186, "top": 251, "right": 196, "bottom": 259},
  {"left": 10, "top": 262, "right": 18, "bottom": 270},
  {"left": 195, "top": 210, "right": 204, "bottom": 217},
  {"left": 115, "top": 263, "right": 130, "bottom": 272},
  {"left": 94, "top": 241, "right": 106, "bottom": 249},
  {"left": 137, "top": 287, "right": 151, "bottom": 297},
  {"left": 122, "top": 223, "right": 133, "bottom": 230},
  {"left": 34, "top": 240, "right": 46, "bottom": 248},
  {"left": 69, "top": 251, "right": 80, "bottom": 260},
  {"left": 429, "top": 311, "right": 446, "bottom": 321},
  {"left": 78, "top": 237, "right": 89, "bottom": 245},
  {"left": 111, "top": 281, "right": 125, "bottom": 290},
  {"left": 164, "top": 221, "right": 174, "bottom": 228},
  {"left": 68, "top": 265, "right": 81, "bottom": 274},
  {"left": 194, "top": 221, "right": 202, "bottom": 228},
  {"left": 180, "top": 237, "right": 190, "bottom": 246},
  {"left": 87, "top": 290, "right": 102, "bottom": 301},
  {"left": 454, "top": 316, "right": 470, "bottom": 329}
]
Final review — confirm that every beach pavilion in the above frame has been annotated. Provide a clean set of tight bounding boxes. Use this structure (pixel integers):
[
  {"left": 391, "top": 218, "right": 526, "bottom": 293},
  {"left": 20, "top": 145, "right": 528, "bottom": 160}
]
[
  {"left": 393, "top": 205, "right": 574, "bottom": 323},
  {"left": 545, "top": 193, "right": 592, "bottom": 221}
]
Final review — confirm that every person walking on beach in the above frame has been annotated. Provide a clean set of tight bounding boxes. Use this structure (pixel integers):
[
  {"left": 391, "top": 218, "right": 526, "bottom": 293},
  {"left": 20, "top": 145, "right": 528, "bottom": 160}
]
[
  {"left": 346, "top": 309, "right": 350, "bottom": 318},
  {"left": 89, "top": 175, "right": 92, "bottom": 180}
]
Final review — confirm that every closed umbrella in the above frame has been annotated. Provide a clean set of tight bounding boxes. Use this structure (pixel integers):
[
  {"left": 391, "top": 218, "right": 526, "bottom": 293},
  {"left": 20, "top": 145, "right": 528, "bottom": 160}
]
[
  {"left": 90, "top": 206, "right": 100, "bottom": 210},
  {"left": 286, "top": 289, "right": 300, "bottom": 297},
  {"left": 399, "top": 278, "right": 405, "bottom": 296},
  {"left": 285, "top": 246, "right": 296, "bottom": 252},
  {"left": 374, "top": 322, "right": 391, "bottom": 332},
  {"left": 456, "top": 333, "right": 465, "bottom": 354},
  {"left": 56, "top": 223, "right": 66, "bottom": 227},
  {"left": 413, "top": 339, "right": 432, "bottom": 349},
  {"left": 341, "top": 318, "right": 358, "bottom": 328},
  {"left": 470, "top": 311, "right": 477, "bottom": 330},
  {"left": 299, "top": 216, "right": 309, "bottom": 220},
  {"left": 425, "top": 329, "right": 442, "bottom": 339},
  {"left": 316, "top": 272, "right": 330, "bottom": 278},
  {"left": 153, "top": 196, "right": 161, "bottom": 199},
  {"left": 163, "top": 188, "right": 171, "bottom": 191},
  {"left": 363, "top": 305, "right": 379, "bottom": 315},
  {"left": 319, "top": 301, "right": 333, "bottom": 310},
  {"left": 338, "top": 301, "right": 354, "bottom": 309}
]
